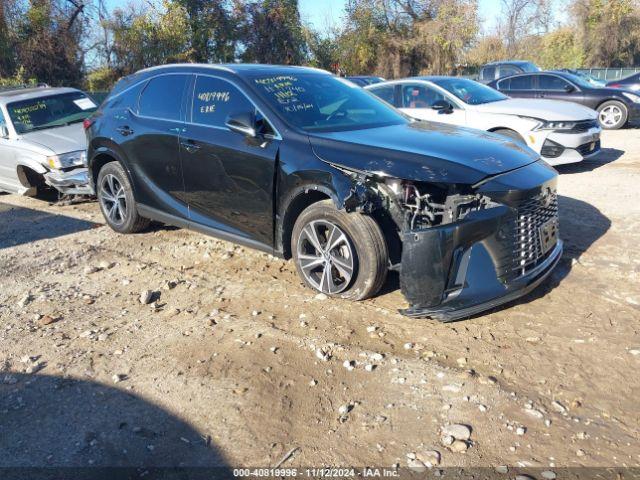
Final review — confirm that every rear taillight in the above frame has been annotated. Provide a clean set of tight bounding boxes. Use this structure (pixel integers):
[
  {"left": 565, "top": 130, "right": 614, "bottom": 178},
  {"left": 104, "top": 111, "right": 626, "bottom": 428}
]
[
  {"left": 609, "top": 83, "right": 621, "bottom": 88},
  {"left": 83, "top": 118, "right": 94, "bottom": 130}
]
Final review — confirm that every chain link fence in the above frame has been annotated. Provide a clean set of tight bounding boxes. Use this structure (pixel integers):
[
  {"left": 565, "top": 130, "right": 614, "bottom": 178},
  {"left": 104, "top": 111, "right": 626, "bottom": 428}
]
[{"left": 575, "top": 68, "right": 640, "bottom": 81}]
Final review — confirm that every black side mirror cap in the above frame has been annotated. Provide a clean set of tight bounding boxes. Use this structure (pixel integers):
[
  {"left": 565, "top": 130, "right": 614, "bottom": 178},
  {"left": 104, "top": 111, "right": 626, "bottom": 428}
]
[
  {"left": 432, "top": 100, "right": 454, "bottom": 113},
  {"left": 225, "top": 111, "right": 257, "bottom": 137}
]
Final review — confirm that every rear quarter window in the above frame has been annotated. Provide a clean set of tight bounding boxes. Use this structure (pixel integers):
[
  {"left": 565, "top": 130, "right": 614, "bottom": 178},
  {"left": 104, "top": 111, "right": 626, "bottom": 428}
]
[{"left": 481, "top": 66, "right": 496, "bottom": 82}]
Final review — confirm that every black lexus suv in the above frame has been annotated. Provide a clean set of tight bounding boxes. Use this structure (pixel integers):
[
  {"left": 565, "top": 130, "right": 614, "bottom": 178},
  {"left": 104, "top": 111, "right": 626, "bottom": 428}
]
[{"left": 86, "top": 64, "right": 562, "bottom": 320}]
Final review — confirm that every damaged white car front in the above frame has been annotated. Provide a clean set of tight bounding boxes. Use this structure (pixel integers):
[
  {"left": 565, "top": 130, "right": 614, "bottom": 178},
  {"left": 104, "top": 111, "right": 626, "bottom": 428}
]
[{"left": 0, "top": 86, "right": 96, "bottom": 196}]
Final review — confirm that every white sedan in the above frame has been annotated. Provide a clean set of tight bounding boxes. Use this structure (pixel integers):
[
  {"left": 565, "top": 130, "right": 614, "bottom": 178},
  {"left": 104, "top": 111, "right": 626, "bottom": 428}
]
[{"left": 365, "top": 77, "right": 602, "bottom": 166}]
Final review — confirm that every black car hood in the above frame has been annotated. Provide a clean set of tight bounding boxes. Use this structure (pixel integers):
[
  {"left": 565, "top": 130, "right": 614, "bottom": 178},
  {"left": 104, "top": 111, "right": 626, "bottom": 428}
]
[{"left": 308, "top": 121, "right": 540, "bottom": 184}]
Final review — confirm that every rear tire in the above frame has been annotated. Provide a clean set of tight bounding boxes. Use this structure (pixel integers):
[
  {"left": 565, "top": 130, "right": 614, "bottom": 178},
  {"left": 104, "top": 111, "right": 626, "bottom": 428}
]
[
  {"left": 597, "top": 100, "right": 628, "bottom": 130},
  {"left": 96, "top": 161, "right": 150, "bottom": 233},
  {"left": 291, "top": 200, "right": 388, "bottom": 300}
]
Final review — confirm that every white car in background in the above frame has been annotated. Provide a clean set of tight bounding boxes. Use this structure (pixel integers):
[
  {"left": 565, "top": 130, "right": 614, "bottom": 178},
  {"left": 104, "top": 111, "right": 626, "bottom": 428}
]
[
  {"left": 0, "top": 85, "right": 96, "bottom": 196},
  {"left": 366, "top": 77, "right": 602, "bottom": 166}
]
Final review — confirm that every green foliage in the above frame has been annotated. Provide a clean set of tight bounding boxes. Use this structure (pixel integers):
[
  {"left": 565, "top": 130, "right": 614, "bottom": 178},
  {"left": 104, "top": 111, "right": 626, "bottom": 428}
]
[
  {"left": 535, "top": 28, "right": 585, "bottom": 69},
  {"left": 239, "top": 0, "right": 307, "bottom": 64},
  {"left": 337, "top": 0, "right": 479, "bottom": 77},
  {"left": 0, "top": 66, "right": 36, "bottom": 87},
  {"left": 107, "top": 0, "right": 193, "bottom": 76},
  {"left": 304, "top": 27, "right": 341, "bottom": 71},
  {"left": 85, "top": 66, "right": 120, "bottom": 92}
]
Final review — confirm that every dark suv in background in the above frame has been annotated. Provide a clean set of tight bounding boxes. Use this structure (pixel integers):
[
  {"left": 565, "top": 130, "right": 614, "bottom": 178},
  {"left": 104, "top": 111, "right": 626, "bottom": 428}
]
[
  {"left": 478, "top": 60, "right": 540, "bottom": 84},
  {"left": 489, "top": 70, "right": 640, "bottom": 129},
  {"left": 85, "top": 64, "right": 562, "bottom": 320}
]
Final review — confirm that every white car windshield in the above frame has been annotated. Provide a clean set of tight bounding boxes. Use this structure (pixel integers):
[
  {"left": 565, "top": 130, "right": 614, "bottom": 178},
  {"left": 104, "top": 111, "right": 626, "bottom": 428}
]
[
  {"left": 431, "top": 78, "right": 508, "bottom": 105},
  {"left": 7, "top": 91, "right": 97, "bottom": 134}
]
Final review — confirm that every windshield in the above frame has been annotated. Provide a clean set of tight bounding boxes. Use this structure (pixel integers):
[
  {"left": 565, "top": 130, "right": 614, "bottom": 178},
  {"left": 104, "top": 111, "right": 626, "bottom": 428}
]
[
  {"left": 250, "top": 73, "right": 408, "bottom": 132},
  {"left": 561, "top": 72, "right": 594, "bottom": 89},
  {"left": 431, "top": 78, "right": 508, "bottom": 105},
  {"left": 520, "top": 62, "right": 540, "bottom": 73},
  {"left": 7, "top": 91, "right": 98, "bottom": 134}
]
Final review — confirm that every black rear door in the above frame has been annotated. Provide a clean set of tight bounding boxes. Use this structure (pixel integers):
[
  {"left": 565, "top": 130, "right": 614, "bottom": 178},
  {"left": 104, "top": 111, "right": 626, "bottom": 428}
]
[
  {"left": 181, "top": 74, "right": 280, "bottom": 247},
  {"left": 123, "top": 74, "right": 190, "bottom": 217},
  {"left": 496, "top": 75, "right": 536, "bottom": 99}
]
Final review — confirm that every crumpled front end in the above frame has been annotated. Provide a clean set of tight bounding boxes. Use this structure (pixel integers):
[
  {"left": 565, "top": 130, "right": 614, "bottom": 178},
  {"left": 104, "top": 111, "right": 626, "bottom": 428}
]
[
  {"left": 43, "top": 167, "right": 94, "bottom": 195},
  {"left": 396, "top": 160, "right": 562, "bottom": 320},
  {"left": 330, "top": 156, "right": 563, "bottom": 321}
]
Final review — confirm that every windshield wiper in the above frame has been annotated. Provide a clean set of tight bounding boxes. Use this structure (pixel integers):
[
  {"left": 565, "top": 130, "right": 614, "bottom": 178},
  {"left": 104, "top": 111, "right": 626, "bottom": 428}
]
[{"left": 23, "top": 122, "right": 70, "bottom": 132}]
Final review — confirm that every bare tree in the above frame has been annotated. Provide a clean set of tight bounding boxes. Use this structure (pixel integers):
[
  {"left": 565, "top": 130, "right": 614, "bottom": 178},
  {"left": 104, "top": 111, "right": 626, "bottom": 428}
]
[{"left": 498, "top": 0, "right": 553, "bottom": 55}]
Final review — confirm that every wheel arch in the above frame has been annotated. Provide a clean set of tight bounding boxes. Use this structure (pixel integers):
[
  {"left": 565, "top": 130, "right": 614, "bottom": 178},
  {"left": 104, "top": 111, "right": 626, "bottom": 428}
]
[
  {"left": 89, "top": 147, "right": 136, "bottom": 196},
  {"left": 276, "top": 184, "right": 340, "bottom": 259},
  {"left": 595, "top": 97, "right": 627, "bottom": 111}
]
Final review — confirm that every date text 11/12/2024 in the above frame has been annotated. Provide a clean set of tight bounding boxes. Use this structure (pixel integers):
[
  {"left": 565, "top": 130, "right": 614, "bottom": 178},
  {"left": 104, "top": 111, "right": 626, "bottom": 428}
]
[{"left": 233, "top": 468, "right": 400, "bottom": 477}]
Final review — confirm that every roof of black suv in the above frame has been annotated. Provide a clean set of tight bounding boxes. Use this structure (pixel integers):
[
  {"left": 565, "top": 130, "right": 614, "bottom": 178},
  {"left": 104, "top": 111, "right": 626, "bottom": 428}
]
[{"left": 138, "top": 63, "right": 331, "bottom": 76}]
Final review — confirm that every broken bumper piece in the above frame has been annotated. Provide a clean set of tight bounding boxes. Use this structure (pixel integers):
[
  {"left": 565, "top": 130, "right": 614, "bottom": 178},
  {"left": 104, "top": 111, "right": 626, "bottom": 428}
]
[
  {"left": 399, "top": 204, "right": 563, "bottom": 321},
  {"left": 44, "top": 167, "right": 94, "bottom": 195}
]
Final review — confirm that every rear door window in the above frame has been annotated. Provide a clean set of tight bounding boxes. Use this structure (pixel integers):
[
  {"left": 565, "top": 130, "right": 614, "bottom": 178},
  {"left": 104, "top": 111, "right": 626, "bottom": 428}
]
[
  {"left": 368, "top": 85, "right": 396, "bottom": 106},
  {"left": 190, "top": 75, "right": 254, "bottom": 128},
  {"left": 509, "top": 75, "right": 533, "bottom": 90},
  {"left": 401, "top": 84, "right": 447, "bottom": 108},
  {"left": 138, "top": 74, "right": 189, "bottom": 121}
]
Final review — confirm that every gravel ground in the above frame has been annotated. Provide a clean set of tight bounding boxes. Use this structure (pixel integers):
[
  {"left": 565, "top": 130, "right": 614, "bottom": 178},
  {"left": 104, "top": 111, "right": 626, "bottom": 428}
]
[{"left": 1, "top": 129, "right": 639, "bottom": 475}]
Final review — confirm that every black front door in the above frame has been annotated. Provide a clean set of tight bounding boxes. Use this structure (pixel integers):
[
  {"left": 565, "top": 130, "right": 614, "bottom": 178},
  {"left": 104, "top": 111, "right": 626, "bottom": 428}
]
[
  {"left": 181, "top": 74, "right": 280, "bottom": 247},
  {"left": 124, "top": 74, "right": 190, "bottom": 217},
  {"left": 535, "top": 74, "right": 584, "bottom": 104}
]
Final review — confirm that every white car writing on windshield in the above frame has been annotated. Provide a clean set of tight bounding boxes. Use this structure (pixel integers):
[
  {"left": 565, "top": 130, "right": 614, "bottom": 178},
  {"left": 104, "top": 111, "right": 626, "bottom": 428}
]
[
  {"left": 0, "top": 85, "right": 97, "bottom": 196},
  {"left": 366, "top": 77, "right": 602, "bottom": 166}
]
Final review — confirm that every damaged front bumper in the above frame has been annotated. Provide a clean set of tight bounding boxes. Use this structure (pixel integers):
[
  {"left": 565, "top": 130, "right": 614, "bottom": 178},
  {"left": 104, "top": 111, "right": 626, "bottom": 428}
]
[
  {"left": 44, "top": 167, "right": 94, "bottom": 196},
  {"left": 397, "top": 162, "right": 562, "bottom": 321}
]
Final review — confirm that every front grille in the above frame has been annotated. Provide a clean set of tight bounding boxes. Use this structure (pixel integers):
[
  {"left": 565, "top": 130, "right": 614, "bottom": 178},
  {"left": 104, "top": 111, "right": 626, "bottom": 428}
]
[
  {"left": 511, "top": 192, "right": 559, "bottom": 278},
  {"left": 568, "top": 119, "right": 598, "bottom": 133},
  {"left": 576, "top": 140, "right": 600, "bottom": 156}
]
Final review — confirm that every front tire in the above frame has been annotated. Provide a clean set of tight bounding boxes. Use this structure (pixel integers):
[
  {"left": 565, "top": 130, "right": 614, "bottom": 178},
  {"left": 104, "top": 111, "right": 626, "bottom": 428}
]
[
  {"left": 291, "top": 200, "right": 388, "bottom": 300},
  {"left": 97, "top": 162, "right": 150, "bottom": 233},
  {"left": 597, "top": 100, "right": 628, "bottom": 130}
]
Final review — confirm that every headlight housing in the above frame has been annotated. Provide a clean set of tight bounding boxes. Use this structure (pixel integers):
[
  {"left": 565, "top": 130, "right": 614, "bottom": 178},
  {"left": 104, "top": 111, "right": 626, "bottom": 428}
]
[
  {"left": 622, "top": 92, "right": 640, "bottom": 103},
  {"left": 533, "top": 120, "right": 577, "bottom": 131},
  {"left": 47, "top": 150, "right": 86, "bottom": 169}
]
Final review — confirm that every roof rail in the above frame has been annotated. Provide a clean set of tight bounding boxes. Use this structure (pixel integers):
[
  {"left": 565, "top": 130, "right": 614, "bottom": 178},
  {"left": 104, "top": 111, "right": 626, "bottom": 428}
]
[{"left": 0, "top": 83, "right": 49, "bottom": 93}]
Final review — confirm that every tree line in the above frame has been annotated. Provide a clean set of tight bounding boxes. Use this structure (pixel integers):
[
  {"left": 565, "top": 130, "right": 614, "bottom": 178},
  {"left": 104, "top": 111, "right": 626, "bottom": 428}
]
[{"left": 1, "top": 0, "right": 639, "bottom": 90}]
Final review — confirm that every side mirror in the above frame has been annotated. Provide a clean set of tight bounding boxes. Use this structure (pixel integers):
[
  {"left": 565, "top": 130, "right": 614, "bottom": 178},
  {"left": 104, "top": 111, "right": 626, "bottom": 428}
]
[
  {"left": 0, "top": 125, "right": 8, "bottom": 138},
  {"left": 564, "top": 84, "right": 575, "bottom": 93},
  {"left": 225, "top": 111, "right": 257, "bottom": 138},
  {"left": 432, "top": 100, "right": 453, "bottom": 114}
]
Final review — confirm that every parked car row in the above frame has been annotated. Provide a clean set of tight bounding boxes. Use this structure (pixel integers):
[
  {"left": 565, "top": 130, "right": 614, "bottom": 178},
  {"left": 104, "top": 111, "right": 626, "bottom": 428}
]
[
  {"left": 9, "top": 60, "right": 635, "bottom": 321},
  {"left": 365, "top": 77, "right": 601, "bottom": 165}
]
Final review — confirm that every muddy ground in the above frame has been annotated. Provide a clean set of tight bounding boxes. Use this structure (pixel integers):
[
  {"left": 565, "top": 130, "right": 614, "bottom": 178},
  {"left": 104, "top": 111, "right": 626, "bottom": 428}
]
[{"left": 1, "top": 129, "right": 639, "bottom": 476}]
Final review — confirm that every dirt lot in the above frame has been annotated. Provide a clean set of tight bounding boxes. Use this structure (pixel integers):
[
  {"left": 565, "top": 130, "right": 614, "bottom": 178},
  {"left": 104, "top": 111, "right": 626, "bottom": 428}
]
[{"left": 1, "top": 129, "right": 639, "bottom": 475}]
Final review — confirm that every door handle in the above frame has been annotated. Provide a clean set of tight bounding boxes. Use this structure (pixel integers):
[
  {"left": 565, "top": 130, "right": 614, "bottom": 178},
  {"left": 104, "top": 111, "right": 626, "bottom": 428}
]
[
  {"left": 168, "top": 127, "right": 186, "bottom": 134},
  {"left": 117, "top": 126, "right": 134, "bottom": 136},
  {"left": 180, "top": 140, "right": 201, "bottom": 153}
]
